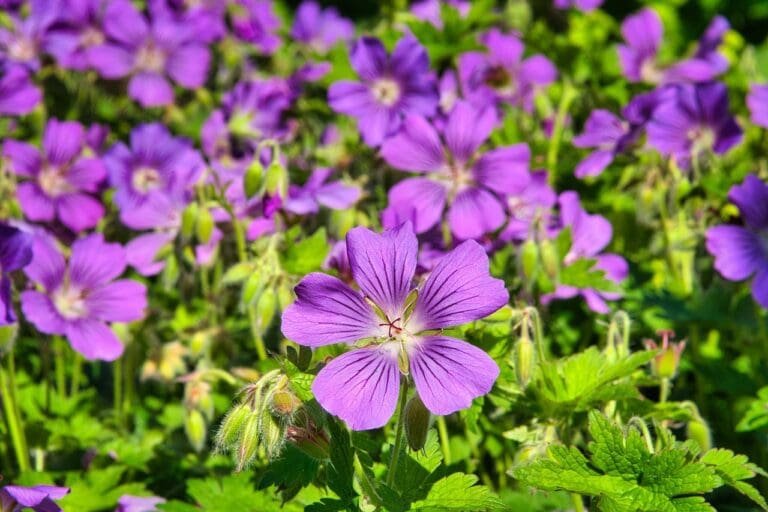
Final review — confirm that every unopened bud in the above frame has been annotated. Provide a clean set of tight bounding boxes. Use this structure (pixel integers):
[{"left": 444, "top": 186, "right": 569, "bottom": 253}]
[
  {"left": 185, "top": 408, "right": 207, "bottom": 453},
  {"left": 0, "top": 324, "right": 18, "bottom": 355},
  {"left": 520, "top": 239, "right": 538, "bottom": 279},
  {"left": 539, "top": 239, "right": 559, "bottom": 279},
  {"left": 287, "top": 424, "right": 330, "bottom": 460},
  {"left": 687, "top": 413, "right": 712, "bottom": 452},
  {"left": 270, "top": 389, "right": 301, "bottom": 418},
  {"left": 236, "top": 413, "right": 262, "bottom": 471},
  {"left": 215, "top": 404, "right": 250, "bottom": 451},
  {"left": 404, "top": 395, "right": 431, "bottom": 451},
  {"left": 196, "top": 207, "right": 214, "bottom": 244},
  {"left": 645, "top": 330, "right": 685, "bottom": 379},
  {"left": 244, "top": 159, "right": 264, "bottom": 198},
  {"left": 260, "top": 409, "right": 286, "bottom": 459},
  {"left": 514, "top": 333, "right": 536, "bottom": 388},
  {"left": 264, "top": 160, "right": 288, "bottom": 198},
  {"left": 276, "top": 281, "right": 293, "bottom": 311},
  {"left": 255, "top": 287, "right": 277, "bottom": 330},
  {"left": 181, "top": 202, "right": 198, "bottom": 239}
]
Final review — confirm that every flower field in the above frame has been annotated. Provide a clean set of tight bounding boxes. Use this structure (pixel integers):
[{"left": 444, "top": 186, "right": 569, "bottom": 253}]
[{"left": 2, "top": 0, "right": 768, "bottom": 510}]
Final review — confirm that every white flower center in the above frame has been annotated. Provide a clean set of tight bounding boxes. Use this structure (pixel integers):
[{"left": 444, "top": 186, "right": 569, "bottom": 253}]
[
  {"left": 80, "top": 27, "right": 105, "bottom": 48},
  {"left": 640, "top": 59, "right": 663, "bottom": 83},
  {"left": 132, "top": 166, "right": 163, "bottom": 193},
  {"left": 371, "top": 78, "right": 401, "bottom": 107},
  {"left": 53, "top": 285, "right": 88, "bottom": 319},
  {"left": 688, "top": 125, "right": 715, "bottom": 154},
  {"left": 8, "top": 37, "right": 36, "bottom": 62},
  {"left": 135, "top": 43, "right": 167, "bottom": 73},
  {"left": 38, "top": 165, "right": 73, "bottom": 197}
]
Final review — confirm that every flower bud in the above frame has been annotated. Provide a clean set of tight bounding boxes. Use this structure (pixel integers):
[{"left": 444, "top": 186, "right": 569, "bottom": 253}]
[
  {"left": 404, "top": 395, "right": 431, "bottom": 451},
  {"left": 244, "top": 159, "right": 264, "bottom": 199},
  {"left": 287, "top": 423, "right": 330, "bottom": 460},
  {"left": 196, "top": 207, "right": 214, "bottom": 244},
  {"left": 264, "top": 160, "right": 288, "bottom": 198},
  {"left": 184, "top": 408, "right": 207, "bottom": 453},
  {"left": 236, "top": 412, "right": 262, "bottom": 471},
  {"left": 645, "top": 330, "right": 685, "bottom": 379},
  {"left": 687, "top": 415, "right": 712, "bottom": 453},
  {"left": 181, "top": 202, "right": 199, "bottom": 239},
  {"left": 539, "top": 239, "right": 559, "bottom": 279},
  {"left": 0, "top": 324, "right": 18, "bottom": 355},
  {"left": 215, "top": 404, "right": 250, "bottom": 451},
  {"left": 277, "top": 280, "right": 294, "bottom": 311},
  {"left": 255, "top": 287, "right": 277, "bottom": 331},
  {"left": 270, "top": 389, "right": 301, "bottom": 418},
  {"left": 520, "top": 239, "right": 538, "bottom": 279},
  {"left": 260, "top": 409, "right": 286, "bottom": 459},
  {"left": 513, "top": 332, "right": 536, "bottom": 388}
]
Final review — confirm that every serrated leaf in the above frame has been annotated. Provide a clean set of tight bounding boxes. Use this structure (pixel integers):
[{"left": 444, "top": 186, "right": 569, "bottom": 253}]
[
  {"left": 410, "top": 473, "right": 505, "bottom": 511},
  {"left": 280, "top": 228, "right": 330, "bottom": 275}
]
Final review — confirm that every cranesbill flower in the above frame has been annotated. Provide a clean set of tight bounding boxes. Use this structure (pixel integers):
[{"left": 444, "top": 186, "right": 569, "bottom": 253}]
[
  {"left": 45, "top": 0, "right": 107, "bottom": 70},
  {"left": 0, "top": 64, "right": 41, "bottom": 115},
  {"left": 328, "top": 35, "right": 438, "bottom": 147},
  {"left": 411, "top": 0, "right": 469, "bottom": 28},
  {"left": 458, "top": 29, "right": 557, "bottom": 111},
  {"left": 380, "top": 100, "right": 530, "bottom": 240},
  {"left": 706, "top": 175, "right": 768, "bottom": 308},
  {"left": 105, "top": 123, "right": 204, "bottom": 230},
  {"left": 89, "top": 0, "right": 210, "bottom": 107},
  {"left": 281, "top": 223, "right": 507, "bottom": 430},
  {"left": 0, "top": 0, "right": 59, "bottom": 70},
  {"left": 542, "top": 192, "right": 628, "bottom": 313},
  {"left": 284, "top": 168, "right": 360, "bottom": 215},
  {"left": 747, "top": 84, "right": 768, "bottom": 128},
  {"left": 291, "top": 1, "right": 353, "bottom": 52},
  {"left": 115, "top": 494, "right": 166, "bottom": 512},
  {"left": 3, "top": 118, "right": 106, "bottom": 232},
  {"left": 230, "top": 0, "right": 281, "bottom": 54},
  {"left": 149, "top": 0, "right": 225, "bottom": 44},
  {"left": 646, "top": 82, "right": 742, "bottom": 169},
  {"left": 0, "top": 483, "right": 69, "bottom": 512},
  {"left": 554, "top": 0, "right": 603, "bottom": 11},
  {"left": 0, "top": 223, "right": 33, "bottom": 325},
  {"left": 499, "top": 169, "right": 557, "bottom": 242},
  {"left": 21, "top": 233, "right": 147, "bottom": 361}
]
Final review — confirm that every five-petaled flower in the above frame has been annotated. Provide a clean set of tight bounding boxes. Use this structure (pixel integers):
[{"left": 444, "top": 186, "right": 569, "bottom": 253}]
[
  {"left": 0, "top": 483, "right": 69, "bottom": 512},
  {"left": 281, "top": 223, "right": 508, "bottom": 430}
]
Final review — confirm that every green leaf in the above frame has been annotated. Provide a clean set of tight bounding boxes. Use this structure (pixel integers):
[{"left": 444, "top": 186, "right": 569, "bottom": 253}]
[
  {"left": 326, "top": 418, "right": 356, "bottom": 502},
  {"left": 700, "top": 448, "right": 768, "bottom": 510},
  {"left": 410, "top": 473, "right": 505, "bottom": 511},
  {"left": 280, "top": 228, "right": 330, "bottom": 275}
]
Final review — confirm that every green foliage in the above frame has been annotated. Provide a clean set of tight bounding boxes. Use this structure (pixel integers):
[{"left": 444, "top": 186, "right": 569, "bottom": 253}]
[
  {"left": 513, "top": 411, "right": 767, "bottom": 511},
  {"left": 280, "top": 228, "right": 330, "bottom": 276}
]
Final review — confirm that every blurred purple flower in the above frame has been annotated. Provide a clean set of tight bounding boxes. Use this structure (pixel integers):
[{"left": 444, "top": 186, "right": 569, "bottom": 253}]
[
  {"left": 89, "top": 0, "right": 210, "bottom": 107},
  {"left": 291, "top": 1, "right": 353, "bottom": 52},
  {"left": 0, "top": 64, "right": 41, "bottom": 115},
  {"left": 0, "top": 0, "right": 60, "bottom": 70},
  {"left": 106, "top": 123, "right": 204, "bottom": 230},
  {"left": 0, "top": 222, "right": 33, "bottom": 325},
  {"left": 646, "top": 82, "right": 741, "bottom": 169},
  {"left": 411, "top": 0, "right": 469, "bottom": 28},
  {"left": 542, "top": 192, "right": 628, "bottom": 313},
  {"left": 230, "top": 0, "right": 281, "bottom": 54},
  {"left": 281, "top": 223, "right": 506, "bottom": 430},
  {"left": 458, "top": 28, "right": 556, "bottom": 111},
  {"left": 22, "top": 233, "right": 147, "bottom": 361},
  {"left": 706, "top": 175, "right": 768, "bottom": 308},
  {"left": 149, "top": 0, "right": 225, "bottom": 44},
  {"left": 115, "top": 494, "right": 166, "bottom": 512},
  {"left": 284, "top": 168, "right": 360, "bottom": 215},
  {"left": 747, "top": 84, "right": 768, "bottom": 128},
  {"left": 0, "top": 483, "right": 69, "bottom": 512},
  {"left": 328, "top": 35, "right": 438, "bottom": 147},
  {"left": 45, "top": 0, "right": 108, "bottom": 70},
  {"left": 499, "top": 169, "right": 557, "bottom": 242},
  {"left": 3, "top": 119, "right": 106, "bottom": 232},
  {"left": 324, "top": 240, "right": 351, "bottom": 280},
  {"left": 380, "top": 100, "right": 530, "bottom": 240},
  {"left": 554, "top": 0, "right": 603, "bottom": 11}
]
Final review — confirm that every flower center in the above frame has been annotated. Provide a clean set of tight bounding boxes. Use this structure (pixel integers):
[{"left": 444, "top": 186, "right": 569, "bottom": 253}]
[
  {"left": 132, "top": 166, "right": 163, "bottom": 193},
  {"left": 371, "top": 78, "right": 401, "bottom": 107},
  {"left": 52, "top": 285, "right": 88, "bottom": 320},
  {"left": 640, "top": 59, "right": 663, "bottom": 83},
  {"left": 440, "top": 89, "right": 457, "bottom": 113},
  {"left": 80, "top": 26, "right": 105, "bottom": 48},
  {"left": 688, "top": 125, "right": 715, "bottom": 154},
  {"left": 38, "top": 165, "right": 72, "bottom": 197},
  {"left": 485, "top": 65, "right": 515, "bottom": 94},
  {"left": 8, "top": 37, "right": 36, "bottom": 62},
  {"left": 135, "top": 42, "right": 167, "bottom": 73}
]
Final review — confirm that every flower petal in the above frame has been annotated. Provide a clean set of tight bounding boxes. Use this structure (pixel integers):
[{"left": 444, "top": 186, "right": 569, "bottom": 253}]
[
  {"left": 86, "top": 279, "right": 147, "bottom": 322},
  {"left": 444, "top": 101, "right": 497, "bottom": 163},
  {"left": 65, "top": 318, "right": 125, "bottom": 361},
  {"left": 315, "top": 181, "right": 361, "bottom": 210},
  {"left": 380, "top": 114, "right": 445, "bottom": 172},
  {"left": 128, "top": 73, "right": 174, "bottom": 108},
  {"left": 281, "top": 272, "right": 380, "bottom": 347},
  {"left": 472, "top": 144, "right": 531, "bottom": 195},
  {"left": 167, "top": 44, "right": 210, "bottom": 88},
  {"left": 312, "top": 346, "right": 400, "bottom": 430},
  {"left": 350, "top": 37, "right": 388, "bottom": 81},
  {"left": 20, "top": 290, "right": 66, "bottom": 334},
  {"left": 410, "top": 239, "right": 508, "bottom": 330},
  {"left": 752, "top": 269, "right": 768, "bottom": 309},
  {"left": 23, "top": 234, "right": 65, "bottom": 291},
  {"left": 381, "top": 177, "right": 446, "bottom": 234},
  {"left": 126, "top": 232, "right": 174, "bottom": 276},
  {"left": 17, "top": 182, "right": 55, "bottom": 223},
  {"left": 706, "top": 225, "right": 765, "bottom": 281},
  {"left": 57, "top": 193, "right": 105, "bottom": 232},
  {"left": 43, "top": 119, "right": 85, "bottom": 165},
  {"left": 409, "top": 335, "right": 499, "bottom": 415},
  {"left": 3, "top": 140, "right": 41, "bottom": 177},
  {"left": 69, "top": 234, "right": 127, "bottom": 289},
  {"left": 447, "top": 187, "right": 506, "bottom": 240},
  {"left": 346, "top": 223, "right": 418, "bottom": 318},
  {"left": 728, "top": 175, "right": 768, "bottom": 231},
  {"left": 328, "top": 81, "right": 374, "bottom": 116}
]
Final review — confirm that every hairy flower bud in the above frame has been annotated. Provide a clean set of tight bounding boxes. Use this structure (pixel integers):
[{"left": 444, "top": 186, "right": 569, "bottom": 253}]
[
  {"left": 520, "top": 239, "right": 538, "bottom": 279},
  {"left": 184, "top": 408, "right": 207, "bottom": 453},
  {"left": 514, "top": 332, "right": 536, "bottom": 388},
  {"left": 645, "top": 330, "right": 685, "bottom": 379},
  {"left": 270, "top": 389, "right": 301, "bottom": 418},
  {"left": 260, "top": 409, "right": 286, "bottom": 459},
  {"left": 236, "top": 412, "right": 262, "bottom": 471},
  {"left": 287, "top": 423, "right": 331, "bottom": 460},
  {"left": 264, "top": 159, "right": 288, "bottom": 198},
  {"left": 215, "top": 404, "right": 251, "bottom": 451},
  {"left": 404, "top": 395, "right": 431, "bottom": 451}
]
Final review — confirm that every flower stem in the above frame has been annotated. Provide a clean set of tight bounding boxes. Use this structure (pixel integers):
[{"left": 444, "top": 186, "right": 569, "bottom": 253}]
[
  {"left": 436, "top": 415, "right": 452, "bottom": 465},
  {"left": 114, "top": 357, "right": 123, "bottom": 428},
  {"left": 660, "top": 377, "right": 670, "bottom": 404},
  {"left": 52, "top": 336, "right": 67, "bottom": 400},
  {"left": 386, "top": 381, "right": 409, "bottom": 487},
  {"left": 570, "top": 492, "right": 585, "bottom": 512},
  {"left": 70, "top": 353, "right": 83, "bottom": 397},
  {"left": 0, "top": 360, "right": 29, "bottom": 472},
  {"left": 546, "top": 82, "right": 577, "bottom": 173}
]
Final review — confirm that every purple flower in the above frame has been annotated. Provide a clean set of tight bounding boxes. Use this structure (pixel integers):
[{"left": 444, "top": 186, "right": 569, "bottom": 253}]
[
  {"left": 0, "top": 64, "right": 41, "bottom": 115},
  {"left": 45, "top": 0, "right": 108, "bottom": 70},
  {"left": 542, "top": 192, "right": 628, "bottom": 313},
  {"left": 230, "top": 0, "right": 281, "bottom": 54},
  {"left": 411, "top": 0, "right": 469, "bottom": 28},
  {"left": 706, "top": 175, "right": 768, "bottom": 308},
  {"left": 0, "top": 223, "right": 33, "bottom": 325},
  {"left": 281, "top": 223, "right": 507, "bottom": 430},
  {"left": 554, "top": 0, "right": 603, "bottom": 11},
  {"left": 499, "top": 169, "right": 557, "bottom": 242},
  {"left": 646, "top": 82, "right": 742, "bottom": 169},
  {"left": 380, "top": 100, "right": 530, "bottom": 240},
  {"left": 105, "top": 123, "right": 204, "bottom": 230},
  {"left": 284, "top": 168, "right": 360, "bottom": 215},
  {"left": 328, "top": 35, "right": 438, "bottom": 147},
  {"left": 115, "top": 494, "right": 166, "bottom": 512},
  {"left": 0, "top": 0, "right": 60, "bottom": 70},
  {"left": 572, "top": 110, "right": 630, "bottom": 179},
  {"left": 0, "top": 483, "right": 69, "bottom": 512},
  {"left": 3, "top": 119, "right": 106, "bottom": 232},
  {"left": 458, "top": 29, "right": 557, "bottom": 111},
  {"left": 149, "top": 0, "right": 225, "bottom": 44},
  {"left": 21, "top": 233, "right": 147, "bottom": 361},
  {"left": 747, "top": 84, "right": 768, "bottom": 128},
  {"left": 291, "top": 1, "right": 353, "bottom": 52},
  {"left": 89, "top": 0, "right": 210, "bottom": 107}
]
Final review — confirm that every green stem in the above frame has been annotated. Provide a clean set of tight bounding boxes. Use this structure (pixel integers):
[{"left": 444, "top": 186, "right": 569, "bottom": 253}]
[
  {"left": 546, "top": 82, "right": 577, "bottom": 172},
  {"left": 70, "top": 353, "right": 83, "bottom": 397},
  {"left": 570, "top": 492, "right": 585, "bottom": 512},
  {"left": 0, "top": 362, "right": 29, "bottom": 472},
  {"left": 386, "top": 381, "right": 409, "bottom": 487},
  {"left": 7, "top": 352, "right": 28, "bottom": 458},
  {"left": 114, "top": 358, "right": 123, "bottom": 428},
  {"left": 248, "top": 310, "right": 268, "bottom": 361},
  {"left": 53, "top": 336, "right": 67, "bottom": 400},
  {"left": 436, "top": 415, "right": 452, "bottom": 465},
  {"left": 660, "top": 378, "right": 670, "bottom": 404}
]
